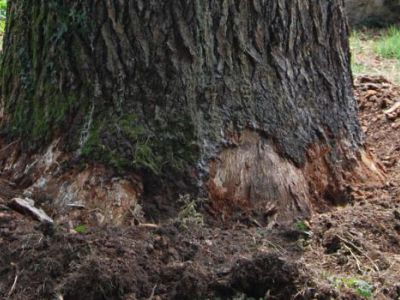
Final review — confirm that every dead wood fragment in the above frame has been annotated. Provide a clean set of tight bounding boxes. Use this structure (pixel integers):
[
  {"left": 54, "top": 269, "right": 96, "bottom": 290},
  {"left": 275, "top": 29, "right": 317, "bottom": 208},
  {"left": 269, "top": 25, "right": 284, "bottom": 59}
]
[
  {"left": 8, "top": 198, "right": 53, "bottom": 224},
  {"left": 385, "top": 102, "right": 400, "bottom": 121}
]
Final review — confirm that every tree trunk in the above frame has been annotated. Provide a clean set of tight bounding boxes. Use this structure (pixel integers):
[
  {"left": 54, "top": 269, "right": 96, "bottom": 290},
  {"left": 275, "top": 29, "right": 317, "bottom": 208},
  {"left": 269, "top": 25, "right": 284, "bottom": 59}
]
[{"left": 0, "top": 0, "right": 383, "bottom": 224}]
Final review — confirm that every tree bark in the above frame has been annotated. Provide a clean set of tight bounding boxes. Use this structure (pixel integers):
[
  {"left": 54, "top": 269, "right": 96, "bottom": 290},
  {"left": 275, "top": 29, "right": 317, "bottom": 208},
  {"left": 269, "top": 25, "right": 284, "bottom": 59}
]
[{"left": 0, "top": 0, "right": 382, "bottom": 223}]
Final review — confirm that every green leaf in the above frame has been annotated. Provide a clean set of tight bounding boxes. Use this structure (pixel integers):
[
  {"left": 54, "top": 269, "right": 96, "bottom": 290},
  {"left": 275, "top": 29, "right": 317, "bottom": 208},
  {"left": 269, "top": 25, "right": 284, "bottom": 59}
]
[{"left": 74, "top": 224, "right": 87, "bottom": 234}]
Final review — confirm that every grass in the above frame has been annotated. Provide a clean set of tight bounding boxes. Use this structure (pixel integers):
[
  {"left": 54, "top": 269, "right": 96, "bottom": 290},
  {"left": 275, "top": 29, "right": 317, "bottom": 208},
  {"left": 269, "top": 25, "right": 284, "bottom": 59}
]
[
  {"left": 350, "top": 27, "right": 400, "bottom": 84},
  {"left": 375, "top": 26, "right": 400, "bottom": 60},
  {"left": 175, "top": 194, "right": 205, "bottom": 230},
  {"left": 0, "top": 0, "right": 6, "bottom": 33},
  {"left": 0, "top": 0, "right": 6, "bottom": 51}
]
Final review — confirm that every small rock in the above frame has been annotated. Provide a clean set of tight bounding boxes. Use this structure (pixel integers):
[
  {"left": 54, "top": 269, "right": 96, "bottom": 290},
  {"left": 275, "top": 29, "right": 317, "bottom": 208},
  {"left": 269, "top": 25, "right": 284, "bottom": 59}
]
[
  {"left": 146, "top": 243, "right": 155, "bottom": 252},
  {"left": 204, "top": 239, "right": 213, "bottom": 246}
]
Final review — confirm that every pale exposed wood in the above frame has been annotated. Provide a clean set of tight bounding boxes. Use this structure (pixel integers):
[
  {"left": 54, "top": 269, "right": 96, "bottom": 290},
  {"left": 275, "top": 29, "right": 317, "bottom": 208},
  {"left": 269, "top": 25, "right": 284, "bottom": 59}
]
[{"left": 9, "top": 198, "right": 53, "bottom": 224}]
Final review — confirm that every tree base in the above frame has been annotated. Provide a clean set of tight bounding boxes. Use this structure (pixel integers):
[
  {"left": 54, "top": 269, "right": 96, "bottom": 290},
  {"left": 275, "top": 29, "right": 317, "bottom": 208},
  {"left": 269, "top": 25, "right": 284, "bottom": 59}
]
[
  {"left": 0, "top": 133, "right": 385, "bottom": 226},
  {"left": 207, "top": 130, "right": 385, "bottom": 224}
]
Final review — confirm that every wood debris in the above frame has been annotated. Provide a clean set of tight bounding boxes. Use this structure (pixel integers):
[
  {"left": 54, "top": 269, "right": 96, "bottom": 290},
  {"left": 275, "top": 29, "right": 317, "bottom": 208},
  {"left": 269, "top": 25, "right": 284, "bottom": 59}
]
[{"left": 8, "top": 198, "right": 53, "bottom": 224}]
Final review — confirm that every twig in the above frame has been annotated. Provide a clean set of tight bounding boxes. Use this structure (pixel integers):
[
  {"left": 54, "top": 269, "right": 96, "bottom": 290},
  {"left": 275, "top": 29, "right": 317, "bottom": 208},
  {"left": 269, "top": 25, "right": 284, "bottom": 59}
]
[
  {"left": 250, "top": 217, "right": 262, "bottom": 228},
  {"left": 336, "top": 235, "right": 363, "bottom": 253},
  {"left": 264, "top": 240, "right": 286, "bottom": 255},
  {"left": 147, "top": 284, "right": 157, "bottom": 300},
  {"left": 343, "top": 244, "right": 363, "bottom": 274},
  {"left": 7, "top": 271, "right": 18, "bottom": 299},
  {"left": 337, "top": 235, "right": 380, "bottom": 272},
  {"left": 139, "top": 223, "right": 159, "bottom": 229}
]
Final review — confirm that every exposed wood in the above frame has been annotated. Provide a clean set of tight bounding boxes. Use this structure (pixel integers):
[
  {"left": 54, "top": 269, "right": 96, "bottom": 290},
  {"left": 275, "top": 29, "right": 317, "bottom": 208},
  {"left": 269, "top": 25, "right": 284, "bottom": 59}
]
[{"left": 8, "top": 198, "right": 53, "bottom": 224}]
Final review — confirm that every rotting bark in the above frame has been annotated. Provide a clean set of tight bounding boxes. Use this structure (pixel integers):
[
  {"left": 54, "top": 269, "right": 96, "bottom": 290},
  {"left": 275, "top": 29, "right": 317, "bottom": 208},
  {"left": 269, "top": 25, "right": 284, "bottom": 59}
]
[{"left": 0, "top": 0, "right": 384, "bottom": 224}]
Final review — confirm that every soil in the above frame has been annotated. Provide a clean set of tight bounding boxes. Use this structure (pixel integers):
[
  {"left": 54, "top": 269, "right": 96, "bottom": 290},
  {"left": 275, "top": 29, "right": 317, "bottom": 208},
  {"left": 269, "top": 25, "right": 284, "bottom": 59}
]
[{"left": 0, "top": 76, "right": 400, "bottom": 299}]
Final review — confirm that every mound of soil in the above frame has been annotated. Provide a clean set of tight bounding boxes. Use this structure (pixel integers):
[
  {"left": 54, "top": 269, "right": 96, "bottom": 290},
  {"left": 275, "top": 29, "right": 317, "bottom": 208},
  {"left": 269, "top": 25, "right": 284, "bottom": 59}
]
[
  {"left": 1, "top": 76, "right": 400, "bottom": 299},
  {"left": 303, "top": 76, "right": 400, "bottom": 299}
]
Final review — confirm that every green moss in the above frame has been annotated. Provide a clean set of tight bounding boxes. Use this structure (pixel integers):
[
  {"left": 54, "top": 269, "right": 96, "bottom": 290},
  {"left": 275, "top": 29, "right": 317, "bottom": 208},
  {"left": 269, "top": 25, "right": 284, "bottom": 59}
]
[
  {"left": 80, "top": 114, "right": 161, "bottom": 174},
  {"left": 1, "top": 0, "right": 90, "bottom": 146},
  {"left": 1, "top": 1, "right": 199, "bottom": 175},
  {"left": 79, "top": 113, "right": 199, "bottom": 175}
]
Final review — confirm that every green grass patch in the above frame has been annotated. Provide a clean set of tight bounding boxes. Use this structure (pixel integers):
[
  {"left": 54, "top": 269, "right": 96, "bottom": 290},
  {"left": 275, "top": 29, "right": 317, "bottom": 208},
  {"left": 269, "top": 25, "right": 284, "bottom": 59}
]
[
  {"left": 374, "top": 26, "right": 400, "bottom": 60},
  {"left": 0, "top": 0, "right": 6, "bottom": 33},
  {"left": 350, "top": 28, "right": 400, "bottom": 84},
  {"left": 329, "top": 276, "right": 373, "bottom": 298},
  {"left": 73, "top": 224, "right": 88, "bottom": 234}
]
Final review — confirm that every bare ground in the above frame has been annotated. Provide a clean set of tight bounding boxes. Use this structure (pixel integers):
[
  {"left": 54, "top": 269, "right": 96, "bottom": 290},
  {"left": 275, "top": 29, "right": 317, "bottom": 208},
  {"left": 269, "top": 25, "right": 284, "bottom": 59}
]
[{"left": 0, "top": 76, "right": 399, "bottom": 299}]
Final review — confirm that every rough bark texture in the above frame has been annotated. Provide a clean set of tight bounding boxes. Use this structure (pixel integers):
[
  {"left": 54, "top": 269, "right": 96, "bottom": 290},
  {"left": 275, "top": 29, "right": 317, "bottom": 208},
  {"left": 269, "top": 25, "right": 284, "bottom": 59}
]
[{"left": 0, "top": 1, "right": 380, "bottom": 223}]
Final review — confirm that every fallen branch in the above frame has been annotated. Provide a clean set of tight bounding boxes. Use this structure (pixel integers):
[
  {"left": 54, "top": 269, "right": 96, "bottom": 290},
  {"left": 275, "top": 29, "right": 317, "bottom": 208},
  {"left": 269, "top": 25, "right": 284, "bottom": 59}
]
[
  {"left": 8, "top": 198, "right": 53, "bottom": 224},
  {"left": 343, "top": 244, "right": 363, "bottom": 274}
]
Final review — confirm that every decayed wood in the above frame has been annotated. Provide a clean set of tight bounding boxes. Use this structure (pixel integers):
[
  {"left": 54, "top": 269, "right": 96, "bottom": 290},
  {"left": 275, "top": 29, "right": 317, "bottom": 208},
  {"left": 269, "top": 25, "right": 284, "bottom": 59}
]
[
  {"left": 9, "top": 198, "right": 53, "bottom": 224},
  {"left": 208, "top": 131, "right": 311, "bottom": 222}
]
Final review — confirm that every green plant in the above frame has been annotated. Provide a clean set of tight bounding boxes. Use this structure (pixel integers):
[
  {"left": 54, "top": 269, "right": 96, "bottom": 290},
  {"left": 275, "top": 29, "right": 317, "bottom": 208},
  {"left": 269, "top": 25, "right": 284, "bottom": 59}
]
[
  {"left": 295, "top": 220, "right": 312, "bottom": 238},
  {"left": 329, "top": 277, "right": 373, "bottom": 299},
  {"left": 176, "top": 194, "right": 205, "bottom": 229},
  {"left": 295, "top": 220, "right": 309, "bottom": 232},
  {"left": 0, "top": 0, "right": 7, "bottom": 33},
  {"left": 74, "top": 224, "right": 88, "bottom": 234},
  {"left": 294, "top": 220, "right": 312, "bottom": 249},
  {"left": 375, "top": 26, "right": 400, "bottom": 60}
]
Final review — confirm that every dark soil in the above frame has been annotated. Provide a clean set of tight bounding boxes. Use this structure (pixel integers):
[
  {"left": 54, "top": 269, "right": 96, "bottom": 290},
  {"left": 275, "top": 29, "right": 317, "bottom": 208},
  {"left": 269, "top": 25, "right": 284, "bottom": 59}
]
[{"left": 1, "top": 76, "right": 400, "bottom": 299}]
